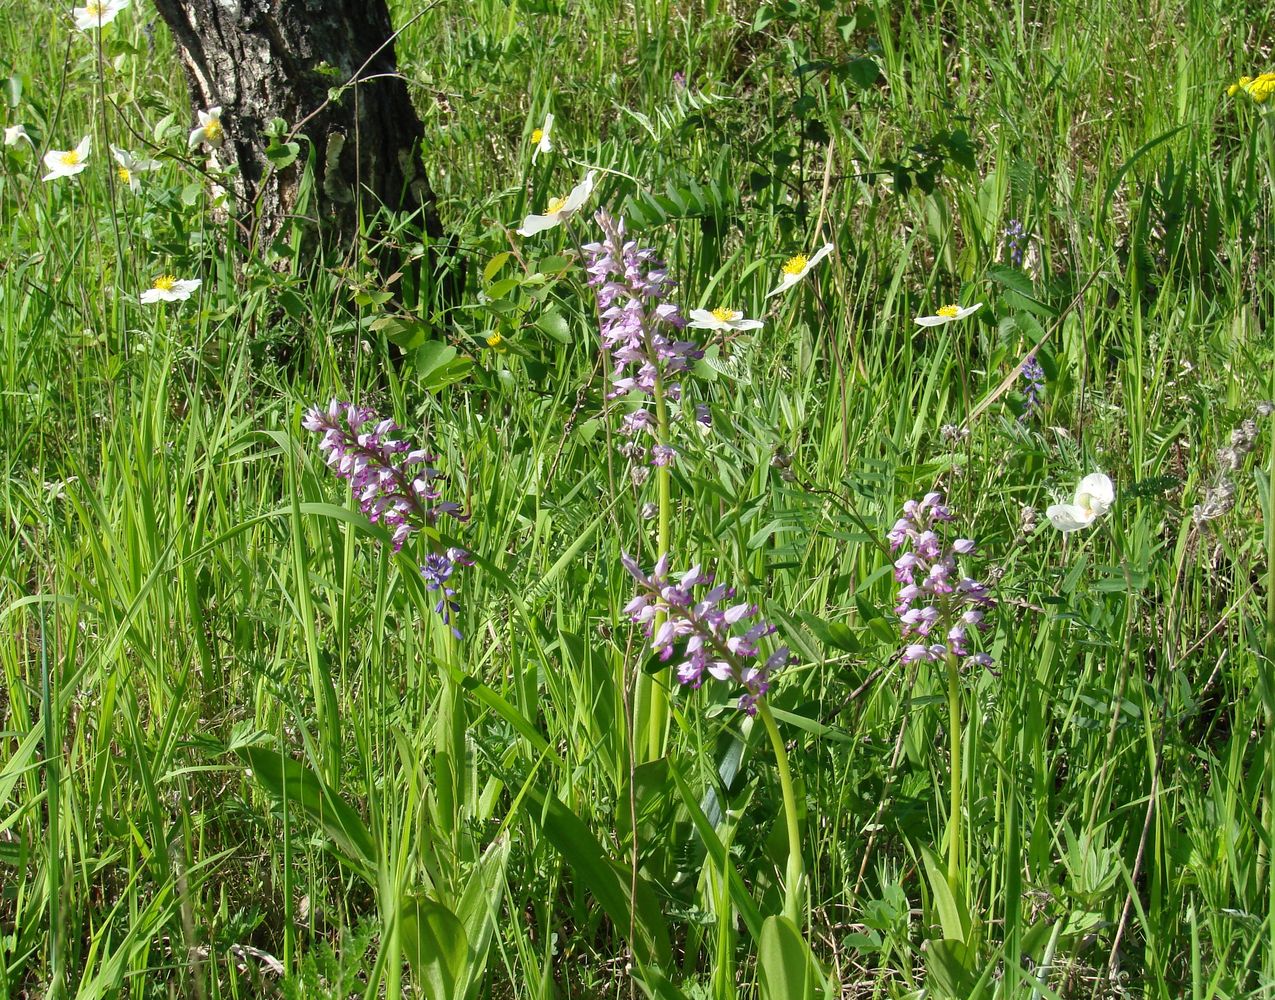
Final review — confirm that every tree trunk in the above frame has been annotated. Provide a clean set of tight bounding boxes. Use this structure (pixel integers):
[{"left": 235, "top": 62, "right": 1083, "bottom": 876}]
[{"left": 151, "top": 0, "right": 442, "bottom": 254}]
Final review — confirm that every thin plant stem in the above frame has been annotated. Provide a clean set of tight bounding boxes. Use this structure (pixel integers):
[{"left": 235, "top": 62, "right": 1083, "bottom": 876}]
[
  {"left": 645, "top": 374, "right": 673, "bottom": 761},
  {"left": 946, "top": 651, "right": 963, "bottom": 893},
  {"left": 758, "top": 700, "right": 805, "bottom": 923}
]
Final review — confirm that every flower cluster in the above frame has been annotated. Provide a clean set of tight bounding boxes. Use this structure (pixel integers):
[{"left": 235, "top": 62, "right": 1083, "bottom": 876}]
[
  {"left": 584, "top": 212, "right": 702, "bottom": 463},
  {"left": 1004, "top": 219, "right": 1025, "bottom": 267},
  {"left": 421, "top": 548, "right": 475, "bottom": 640},
  {"left": 888, "top": 493, "right": 993, "bottom": 667},
  {"left": 621, "top": 554, "right": 790, "bottom": 715},
  {"left": 303, "top": 399, "right": 471, "bottom": 637},
  {"left": 1228, "top": 73, "right": 1275, "bottom": 103},
  {"left": 1020, "top": 353, "right": 1044, "bottom": 420}
]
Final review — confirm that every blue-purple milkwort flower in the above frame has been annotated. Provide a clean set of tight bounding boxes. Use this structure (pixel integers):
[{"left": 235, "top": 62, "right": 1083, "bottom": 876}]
[
  {"left": 303, "top": 399, "right": 471, "bottom": 638},
  {"left": 1004, "top": 219, "right": 1025, "bottom": 267},
  {"left": 888, "top": 492, "right": 993, "bottom": 667},
  {"left": 1020, "top": 353, "right": 1044, "bottom": 421},
  {"left": 584, "top": 211, "right": 703, "bottom": 464},
  {"left": 621, "top": 554, "right": 791, "bottom": 715}
]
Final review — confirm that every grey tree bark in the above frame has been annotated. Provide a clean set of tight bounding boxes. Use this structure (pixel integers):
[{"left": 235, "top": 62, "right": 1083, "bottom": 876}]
[{"left": 151, "top": 0, "right": 442, "bottom": 253}]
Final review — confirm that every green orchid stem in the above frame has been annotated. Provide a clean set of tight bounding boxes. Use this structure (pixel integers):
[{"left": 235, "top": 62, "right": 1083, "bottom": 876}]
[
  {"left": 946, "top": 652, "right": 963, "bottom": 893},
  {"left": 758, "top": 700, "right": 805, "bottom": 922},
  {"left": 642, "top": 376, "right": 674, "bottom": 762}
]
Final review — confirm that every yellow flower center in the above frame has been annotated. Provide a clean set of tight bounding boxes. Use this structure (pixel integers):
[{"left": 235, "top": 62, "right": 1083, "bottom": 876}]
[
  {"left": 203, "top": 118, "right": 223, "bottom": 142},
  {"left": 85, "top": 1, "right": 104, "bottom": 15},
  {"left": 153, "top": 275, "right": 177, "bottom": 291},
  {"left": 546, "top": 195, "right": 567, "bottom": 214},
  {"left": 711, "top": 307, "right": 735, "bottom": 323},
  {"left": 937, "top": 304, "right": 961, "bottom": 318},
  {"left": 59, "top": 150, "right": 81, "bottom": 166},
  {"left": 117, "top": 166, "right": 131, "bottom": 184},
  {"left": 531, "top": 129, "right": 544, "bottom": 144},
  {"left": 781, "top": 254, "right": 808, "bottom": 275},
  {"left": 486, "top": 332, "right": 503, "bottom": 347}
]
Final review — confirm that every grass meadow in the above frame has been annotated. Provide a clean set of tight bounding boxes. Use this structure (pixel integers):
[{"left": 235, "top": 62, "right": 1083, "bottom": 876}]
[{"left": 3, "top": 0, "right": 1275, "bottom": 996}]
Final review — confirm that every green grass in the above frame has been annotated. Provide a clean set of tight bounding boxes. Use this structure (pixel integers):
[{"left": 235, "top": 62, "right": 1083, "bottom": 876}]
[{"left": 3, "top": 0, "right": 1275, "bottom": 996}]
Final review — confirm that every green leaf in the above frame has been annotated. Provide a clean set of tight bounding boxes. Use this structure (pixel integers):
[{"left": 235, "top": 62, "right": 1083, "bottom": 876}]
[
  {"left": 923, "top": 938, "right": 979, "bottom": 999},
  {"left": 797, "top": 612, "right": 861, "bottom": 653},
  {"left": 522, "top": 786, "right": 671, "bottom": 968},
  {"left": 453, "top": 836, "right": 510, "bottom": 999},
  {"left": 535, "top": 309, "right": 571, "bottom": 343},
  {"left": 758, "top": 916, "right": 827, "bottom": 1000},
  {"left": 535, "top": 254, "right": 573, "bottom": 275},
  {"left": 152, "top": 111, "right": 176, "bottom": 144},
  {"left": 668, "top": 762, "right": 764, "bottom": 942},
  {"left": 400, "top": 895, "right": 468, "bottom": 1000},
  {"left": 238, "top": 746, "right": 377, "bottom": 880},
  {"left": 415, "top": 340, "right": 456, "bottom": 375},
  {"left": 844, "top": 56, "right": 880, "bottom": 88},
  {"left": 482, "top": 251, "right": 512, "bottom": 283},
  {"left": 265, "top": 136, "right": 301, "bottom": 170},
  {"left": 416, "top": 341, "right": 474, "bottom": 391},
  {"left": 485, "top": 276, "right": 521, "bottom": 301},
  {"left": 4, "top": 74, "right": 21, "bottom": 108},
  {"left": 920, "top": 846, "right": 970, "bottom": 944}
]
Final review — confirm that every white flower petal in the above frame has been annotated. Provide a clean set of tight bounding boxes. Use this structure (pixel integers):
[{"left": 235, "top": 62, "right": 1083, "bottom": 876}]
[
  {"left": 806, "top": 242, "right": 834, "bottom": 269},
  {"left": 559, "top": 168, "right": 597, "bottom": 215},
  {"left": 764, "top": 271, "right": 802, "bottom": 299},
  {"left": 1046, "top": 503, "right": 1093, "bottom": 533},
  {"left": 914, "top": 302, "right": 983, "bottom": 327},
  {"left": 687, "top": 309, "right": 727, "bottom": 331},
  {"left": 532, "top": 112, "right": 553, "bottom": 163},
  {"left": 764, "top": 242, "right": 833, "bottom": 298},
  {"left": 516, "top": 213, "right": 559, "bottom": 237},
  {"left": 1076, "top": 472, "right": 1114, "bottom": 511}
]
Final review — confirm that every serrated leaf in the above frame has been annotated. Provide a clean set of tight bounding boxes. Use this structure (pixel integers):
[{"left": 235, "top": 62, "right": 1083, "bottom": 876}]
[{"left": 535, "top": 310, "right": 570, "bottom": 343}]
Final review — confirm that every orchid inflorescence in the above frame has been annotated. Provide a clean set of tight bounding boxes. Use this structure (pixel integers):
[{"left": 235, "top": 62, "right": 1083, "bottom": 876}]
[
  {"left": 621, "top": 553, "right": 791, "bottom": 715},
  {"left": 888, "top": 492, "right": 994, "bottom": 667},
  {"left": 584, "top": 211, "right": 703, "bottom": 464},
  {"left": 303, "top": 399, "right": 471, "bottom": 638}
]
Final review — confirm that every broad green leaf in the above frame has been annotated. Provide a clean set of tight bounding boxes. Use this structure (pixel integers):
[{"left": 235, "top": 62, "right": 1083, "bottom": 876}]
[
  {"left": 668, "top": 762, "right": 764, "bottom": 941},
  {"left": 535, "top": 309, "right": 571, "bottom": 343},
  {"left": 238, "top": 745, "right": 377, "bottom": 880},
  {"left": 523, "top": 786, "right": 671, "bottom": 968},
  {"left": 400, "top": 895, "right": 467, "bottom": 1000},
  {"left": 758, "top": 915, "right": 826, "bottom": 1000},
  {"left": 923, "top": 938, "right": 978, "bottom": 999},
  {"left": 454, "top": 836, "right": 511, "bottom": 999},
  {"left": 482, "top": 251, "right": 512, "bottom": 283},
  {"left": 920, "top": 846, "right": 970, "bottom": 944}
]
